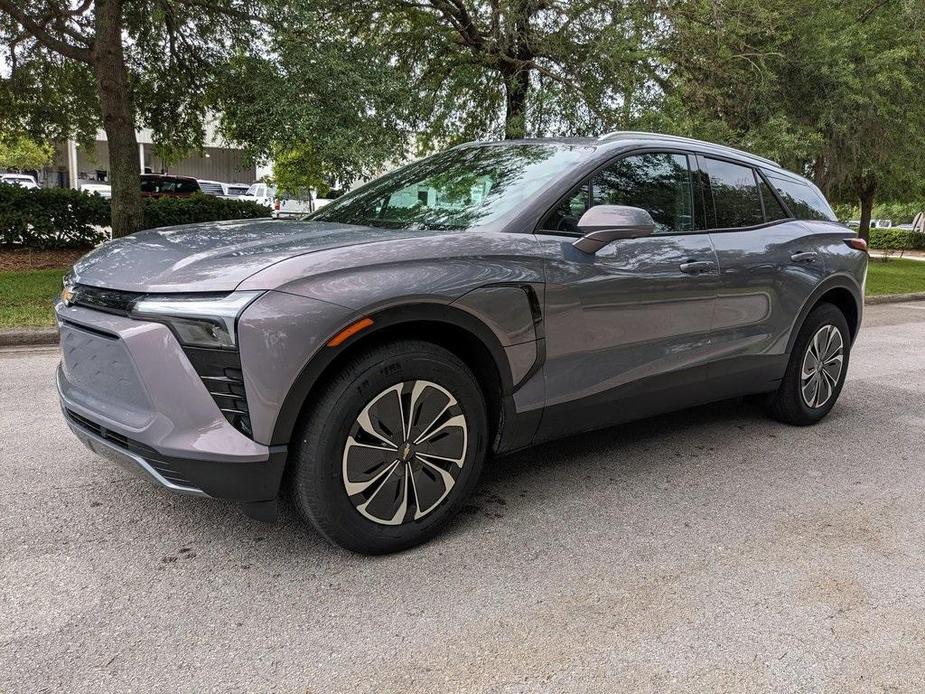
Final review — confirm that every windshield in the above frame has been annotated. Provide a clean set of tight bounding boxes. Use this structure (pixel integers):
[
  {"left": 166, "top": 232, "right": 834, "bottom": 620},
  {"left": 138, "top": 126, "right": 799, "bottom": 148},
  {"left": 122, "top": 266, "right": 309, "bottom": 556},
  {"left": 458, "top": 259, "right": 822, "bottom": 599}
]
[
  {"left": 245, "top": 183, "right": 264, "bottom": 197},
  {"left": 309, "top": 142, "right": 591, "bottom": 230}
]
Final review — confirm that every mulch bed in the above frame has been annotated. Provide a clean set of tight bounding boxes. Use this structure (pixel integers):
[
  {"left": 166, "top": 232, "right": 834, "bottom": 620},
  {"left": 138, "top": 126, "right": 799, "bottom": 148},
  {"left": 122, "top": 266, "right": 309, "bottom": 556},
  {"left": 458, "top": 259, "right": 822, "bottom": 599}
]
[{"left": 0, "top": 247, "right": 91, "bottom": 271}]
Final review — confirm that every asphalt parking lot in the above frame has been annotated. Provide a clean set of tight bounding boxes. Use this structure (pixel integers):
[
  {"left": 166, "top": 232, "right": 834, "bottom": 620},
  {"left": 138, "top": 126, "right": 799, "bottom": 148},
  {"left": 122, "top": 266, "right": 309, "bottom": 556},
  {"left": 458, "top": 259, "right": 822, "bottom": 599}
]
[{"left": 2, "top": 302, "right": 925, "bottom": 693}]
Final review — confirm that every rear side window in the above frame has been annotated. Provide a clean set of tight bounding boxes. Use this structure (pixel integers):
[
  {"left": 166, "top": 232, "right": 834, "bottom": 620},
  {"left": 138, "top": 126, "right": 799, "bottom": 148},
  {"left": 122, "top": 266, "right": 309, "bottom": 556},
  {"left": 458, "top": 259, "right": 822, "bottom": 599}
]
[
  {"left": 766, "top": 175, "right": 836, "bottom": 221},
  {"left": 759, "top": 178, "right": 790, "bottom": 221},
  {"left": 702, "top": 157, "right": 764, "bottom": 228},
  {"left": 140, "top": 177, "right": 158, "bottom": 193},
  {"left": 590, "top": 152, "right": 694, "bottom": 234},
  {"left": 176, "top": 179, "right": 200, "bottom": 194}
]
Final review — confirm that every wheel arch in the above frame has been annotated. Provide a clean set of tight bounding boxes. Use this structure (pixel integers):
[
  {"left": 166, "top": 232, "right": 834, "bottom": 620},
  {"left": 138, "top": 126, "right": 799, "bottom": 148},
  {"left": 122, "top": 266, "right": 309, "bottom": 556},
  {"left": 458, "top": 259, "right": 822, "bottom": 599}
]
[
  {"left": 269, "top": 302, "right": 516, "bottom": 452},
  {"left": 787, "top": 275, "right": 863, "bottom": 354}
]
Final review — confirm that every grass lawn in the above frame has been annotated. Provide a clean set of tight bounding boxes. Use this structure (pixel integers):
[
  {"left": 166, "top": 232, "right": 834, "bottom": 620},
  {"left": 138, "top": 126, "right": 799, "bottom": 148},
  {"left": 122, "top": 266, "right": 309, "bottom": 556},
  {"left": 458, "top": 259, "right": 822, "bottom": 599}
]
[
  {"left": 0, "top": 268, "right": 65, "bottom": 329},
  {"left": 0, "top": 258, "right": 923, "bottom": 330},
  {"left": 866, "top": 258, "right": 925, "bottom": 296}
]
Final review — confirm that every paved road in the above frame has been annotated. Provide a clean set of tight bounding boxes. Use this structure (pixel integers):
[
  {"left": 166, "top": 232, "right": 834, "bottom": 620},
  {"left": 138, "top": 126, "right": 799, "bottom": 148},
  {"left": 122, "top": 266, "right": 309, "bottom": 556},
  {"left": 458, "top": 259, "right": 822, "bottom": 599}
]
[{"left": 3, "top": 303, "right": 925, "bottom": 693}]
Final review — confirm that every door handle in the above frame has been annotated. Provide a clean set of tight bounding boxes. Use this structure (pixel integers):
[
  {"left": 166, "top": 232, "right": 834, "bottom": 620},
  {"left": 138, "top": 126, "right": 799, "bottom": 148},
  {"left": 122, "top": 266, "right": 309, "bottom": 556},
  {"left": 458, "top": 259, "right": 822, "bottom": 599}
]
[
  {"left": 679, "top": 260, "right": 716, "bottom": 274},
  {"left": 791, "top": 251, "right": 818, "bottom": 263}
]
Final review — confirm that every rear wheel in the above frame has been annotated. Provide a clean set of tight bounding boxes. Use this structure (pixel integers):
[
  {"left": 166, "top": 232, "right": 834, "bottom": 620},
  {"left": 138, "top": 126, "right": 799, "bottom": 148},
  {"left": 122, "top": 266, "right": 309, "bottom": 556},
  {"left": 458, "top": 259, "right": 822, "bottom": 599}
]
[
  {"left": 766, "top": 303, "right": 851, "bottom": 425},
  {"left": 290, "top": 340, "right": 488, "bottom": 554}
]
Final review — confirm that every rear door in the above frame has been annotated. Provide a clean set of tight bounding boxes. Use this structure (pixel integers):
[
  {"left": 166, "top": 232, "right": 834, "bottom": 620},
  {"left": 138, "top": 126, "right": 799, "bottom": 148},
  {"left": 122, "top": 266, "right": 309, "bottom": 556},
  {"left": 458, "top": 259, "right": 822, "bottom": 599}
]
[
  {"left": 702, "top": 156, "right": 830, "bottom": 390},
  {"left": 535, "top": 150, "right": 721, "bottom": 439}
]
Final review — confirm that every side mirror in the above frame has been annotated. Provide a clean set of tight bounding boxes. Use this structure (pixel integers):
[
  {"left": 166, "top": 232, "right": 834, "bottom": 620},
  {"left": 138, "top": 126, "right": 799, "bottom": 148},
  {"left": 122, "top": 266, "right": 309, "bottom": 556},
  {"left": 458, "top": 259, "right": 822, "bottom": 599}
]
[{"left": 572, "top": 205, "right": 656, "bottom": 254}]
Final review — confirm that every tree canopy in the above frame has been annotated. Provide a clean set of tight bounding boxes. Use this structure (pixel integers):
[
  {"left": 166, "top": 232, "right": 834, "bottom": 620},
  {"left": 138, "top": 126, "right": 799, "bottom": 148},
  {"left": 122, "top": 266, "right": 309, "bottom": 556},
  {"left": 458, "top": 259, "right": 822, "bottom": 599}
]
[
  {"left": 217, "top": 0, "right": 668, "bottom": 191},
  {"left": 4, "top": 0, "right": 925, "bottom": 236},
  {"left": 0, "top": 134, "right": 55, "bottom": 170},
  {"left": 0, "top": 0, "right": 263, "bottom": 235},
  {"left": 657, "top": 0, "right": 925, "bottom": 239}
]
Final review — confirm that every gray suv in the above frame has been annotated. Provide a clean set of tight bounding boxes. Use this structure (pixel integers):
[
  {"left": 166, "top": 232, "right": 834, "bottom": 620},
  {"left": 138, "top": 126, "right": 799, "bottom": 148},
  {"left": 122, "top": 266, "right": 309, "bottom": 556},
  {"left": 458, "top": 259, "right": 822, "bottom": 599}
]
[{"left": 56, "top": 132, "right": 868, "bottom": 553}]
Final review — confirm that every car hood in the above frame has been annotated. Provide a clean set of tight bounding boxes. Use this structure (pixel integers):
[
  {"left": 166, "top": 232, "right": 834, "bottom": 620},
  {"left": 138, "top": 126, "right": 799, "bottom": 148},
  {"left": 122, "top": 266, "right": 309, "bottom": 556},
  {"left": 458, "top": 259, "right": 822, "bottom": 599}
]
[{"left": 72, "top": 219, "right": 445, "bottom": 293}]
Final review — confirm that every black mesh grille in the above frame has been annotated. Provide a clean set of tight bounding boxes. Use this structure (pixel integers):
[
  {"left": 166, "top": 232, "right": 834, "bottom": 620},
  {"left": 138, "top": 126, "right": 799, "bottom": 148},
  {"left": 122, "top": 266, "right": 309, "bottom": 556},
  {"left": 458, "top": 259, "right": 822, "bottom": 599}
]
[{"left": 183, "top": 347, "right": 253, "bottom": 438}]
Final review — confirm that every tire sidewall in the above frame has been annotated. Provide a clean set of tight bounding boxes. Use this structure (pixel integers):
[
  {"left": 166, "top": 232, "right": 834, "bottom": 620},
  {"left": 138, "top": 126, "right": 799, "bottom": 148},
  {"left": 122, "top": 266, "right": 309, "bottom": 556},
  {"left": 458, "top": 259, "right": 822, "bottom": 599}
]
[
  {"left": 787, "top": 304, "right": 851, "bottom": 423},
  {"left": 293, "top": 343, "right": 488, "bottom": 553}
]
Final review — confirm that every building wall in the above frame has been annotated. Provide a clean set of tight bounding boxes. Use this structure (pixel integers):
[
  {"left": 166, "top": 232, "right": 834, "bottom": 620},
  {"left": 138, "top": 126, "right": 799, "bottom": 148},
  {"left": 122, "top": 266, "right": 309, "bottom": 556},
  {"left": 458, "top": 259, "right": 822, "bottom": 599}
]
[
  {"left": 142, "top": 146, "right": 255, "bottom": 184},
  {"left": 48, "top": 140, "right": 256, "bottom": 187}
]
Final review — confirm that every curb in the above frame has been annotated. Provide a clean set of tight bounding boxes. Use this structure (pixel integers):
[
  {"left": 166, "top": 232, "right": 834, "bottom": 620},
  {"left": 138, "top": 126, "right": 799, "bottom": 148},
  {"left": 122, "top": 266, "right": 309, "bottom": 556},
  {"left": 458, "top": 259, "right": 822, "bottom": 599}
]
[
  {"left": 1, "top": 293, "right": 924, "bottom": 348},
  {"left": 0, "top": 328, "right": 58, "bottom": 348},
  {"left": 865, "top": 292, "right": 925, "bottom": 305}
]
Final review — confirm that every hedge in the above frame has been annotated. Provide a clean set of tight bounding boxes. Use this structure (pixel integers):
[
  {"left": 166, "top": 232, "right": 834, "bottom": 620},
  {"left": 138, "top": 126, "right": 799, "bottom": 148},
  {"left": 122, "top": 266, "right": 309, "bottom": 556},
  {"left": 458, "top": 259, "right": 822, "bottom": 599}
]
[
  {"left": 0, "top": 183, "right": 110, "bottom": 250},
  {"left": 834, "top": 201, "right": 922, "bottom": 225},
  {"left": 0, "top": 184, "right": 270, "bottom": 250},
  {"left": 139, "top": 193, "right": 270, "bottom": 230},
  {"left": 868, "top": 227, "right": 925, "bottom": 250}
]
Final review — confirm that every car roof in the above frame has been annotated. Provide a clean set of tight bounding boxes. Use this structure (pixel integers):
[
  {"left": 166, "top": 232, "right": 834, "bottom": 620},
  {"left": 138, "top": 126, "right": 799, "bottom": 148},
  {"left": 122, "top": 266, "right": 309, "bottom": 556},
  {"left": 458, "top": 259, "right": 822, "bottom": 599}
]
[{"left": 460, "top": 132, "right": 814, "bottom": 186}]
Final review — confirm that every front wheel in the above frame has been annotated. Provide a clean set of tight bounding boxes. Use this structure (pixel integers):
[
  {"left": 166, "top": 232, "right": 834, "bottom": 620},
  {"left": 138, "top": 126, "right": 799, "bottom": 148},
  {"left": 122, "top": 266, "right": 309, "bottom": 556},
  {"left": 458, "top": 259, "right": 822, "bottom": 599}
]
[
  {"left": 766, "top": 302, "right": 851, "bottom": 425},
  {"left": 290, "top": 340, "right": 488, "bottom": 554}
]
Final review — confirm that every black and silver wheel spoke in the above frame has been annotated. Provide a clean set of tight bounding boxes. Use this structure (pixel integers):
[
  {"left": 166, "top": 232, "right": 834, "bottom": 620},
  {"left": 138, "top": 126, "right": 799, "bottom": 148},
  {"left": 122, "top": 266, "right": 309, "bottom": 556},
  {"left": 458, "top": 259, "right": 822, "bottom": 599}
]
[
  {"left": 800, "top": 324, "right": 844, "bottom": 409},
  {"left": 343, "top": 380, "right": 467, "bottom": 525}
]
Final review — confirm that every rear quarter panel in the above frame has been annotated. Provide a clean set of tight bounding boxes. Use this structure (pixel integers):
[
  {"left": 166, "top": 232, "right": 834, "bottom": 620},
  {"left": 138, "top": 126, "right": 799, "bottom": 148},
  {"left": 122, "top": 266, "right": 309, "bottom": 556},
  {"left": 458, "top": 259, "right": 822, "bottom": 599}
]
[{"left": 710, "top": 221, "right": 859, "bottom": 360}]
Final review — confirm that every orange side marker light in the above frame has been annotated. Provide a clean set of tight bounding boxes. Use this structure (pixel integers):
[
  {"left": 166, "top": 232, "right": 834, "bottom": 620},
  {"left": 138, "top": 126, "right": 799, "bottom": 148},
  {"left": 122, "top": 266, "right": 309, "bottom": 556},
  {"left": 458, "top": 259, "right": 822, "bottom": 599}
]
[{"left": 327, "top": 317, "right": 374, "bottom": 347}]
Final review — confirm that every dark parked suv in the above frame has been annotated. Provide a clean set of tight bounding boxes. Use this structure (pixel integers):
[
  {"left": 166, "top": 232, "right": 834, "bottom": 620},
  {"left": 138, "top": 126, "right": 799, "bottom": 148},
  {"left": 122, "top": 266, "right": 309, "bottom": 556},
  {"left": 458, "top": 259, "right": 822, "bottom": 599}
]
[
  {"left": 57, "top": 132, "right": 868, "bottom": 553},
  {"left": 140, "top": 173, "right": 201, "bottom": 198}
]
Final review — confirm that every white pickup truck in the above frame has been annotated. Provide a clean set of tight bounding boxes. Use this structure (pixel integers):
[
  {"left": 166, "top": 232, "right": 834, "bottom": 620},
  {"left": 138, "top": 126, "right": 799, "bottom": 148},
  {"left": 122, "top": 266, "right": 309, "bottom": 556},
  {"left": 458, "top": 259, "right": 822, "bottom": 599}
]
[
  {"left": 238, "top": 183, "right": 334, "bottom": 218},
  {"left": 1, "top": 173, "right": 39, "bottom": 189}
]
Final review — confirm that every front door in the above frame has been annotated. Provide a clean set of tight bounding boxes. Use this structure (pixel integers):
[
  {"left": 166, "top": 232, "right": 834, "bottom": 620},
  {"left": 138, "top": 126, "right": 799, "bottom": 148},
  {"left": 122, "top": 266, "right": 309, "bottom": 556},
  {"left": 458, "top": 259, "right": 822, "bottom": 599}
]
[{"left": 534, "top": 150, "right": 720, "bottom": 440}]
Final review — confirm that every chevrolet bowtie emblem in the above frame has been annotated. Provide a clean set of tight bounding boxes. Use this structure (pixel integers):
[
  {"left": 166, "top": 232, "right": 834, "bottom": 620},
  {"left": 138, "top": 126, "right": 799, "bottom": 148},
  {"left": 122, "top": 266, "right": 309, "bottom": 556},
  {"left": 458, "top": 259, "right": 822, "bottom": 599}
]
[{"left": 60, "top": 285, "right": 75, "bottom": 306}]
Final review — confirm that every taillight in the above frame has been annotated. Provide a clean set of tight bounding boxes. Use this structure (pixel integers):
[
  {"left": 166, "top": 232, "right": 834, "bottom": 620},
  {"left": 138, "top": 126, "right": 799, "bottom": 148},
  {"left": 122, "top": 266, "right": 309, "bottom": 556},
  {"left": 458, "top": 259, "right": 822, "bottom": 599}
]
[
  {"left": 274, "top": 199, "right": 280, "bottom": 210},
  {"left": 845, "top": 238, "right": 868, "bottom": 252}
]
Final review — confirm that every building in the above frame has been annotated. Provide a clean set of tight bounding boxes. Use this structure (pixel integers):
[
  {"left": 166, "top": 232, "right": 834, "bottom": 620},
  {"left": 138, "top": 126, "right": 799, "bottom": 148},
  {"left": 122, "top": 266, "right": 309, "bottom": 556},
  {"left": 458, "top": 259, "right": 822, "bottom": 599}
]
[{"left": 47, "top": 123, "right": 259, "bottom": 190}]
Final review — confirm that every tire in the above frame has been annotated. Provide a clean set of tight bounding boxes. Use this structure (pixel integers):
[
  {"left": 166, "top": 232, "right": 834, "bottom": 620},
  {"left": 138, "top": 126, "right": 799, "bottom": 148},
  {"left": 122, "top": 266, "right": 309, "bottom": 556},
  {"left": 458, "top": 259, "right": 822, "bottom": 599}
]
[
  {"left": 289, "top": 339, "right": 488, "bottom": 554},
  {"left": 766, "top": 302, "right": 851, "bottom": 426}
]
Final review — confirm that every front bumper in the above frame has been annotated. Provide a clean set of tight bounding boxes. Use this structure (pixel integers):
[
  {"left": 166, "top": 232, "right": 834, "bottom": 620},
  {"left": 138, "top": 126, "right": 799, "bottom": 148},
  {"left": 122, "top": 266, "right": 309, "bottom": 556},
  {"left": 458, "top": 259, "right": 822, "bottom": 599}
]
[
  {"left": 62, "top": 403, "right": 287, "bottom": 502},
  {"left": 55, "top": 300, "right": 287, "bottom": 506}
]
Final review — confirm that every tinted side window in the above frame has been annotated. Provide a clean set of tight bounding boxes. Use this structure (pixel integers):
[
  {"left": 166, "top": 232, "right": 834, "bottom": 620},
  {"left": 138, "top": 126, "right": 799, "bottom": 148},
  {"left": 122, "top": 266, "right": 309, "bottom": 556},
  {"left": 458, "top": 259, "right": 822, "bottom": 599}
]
[
  {"left": 591, "top": 153, "right": 694, "bottom": 233},
  {"left": 759, "top": 179, "right": 790, "bottom": 221},
  {"left": 176, "top": 179, "right": 199, "bottom": 194},
  {"left": 703, "top": 158, "right": 764, "bottom": 228},
  {"left": 140, "top": 177, "right": 158, "bottom": 193},
  {"left": 767, "top": 175, "right": 836, "bottom": 221}
]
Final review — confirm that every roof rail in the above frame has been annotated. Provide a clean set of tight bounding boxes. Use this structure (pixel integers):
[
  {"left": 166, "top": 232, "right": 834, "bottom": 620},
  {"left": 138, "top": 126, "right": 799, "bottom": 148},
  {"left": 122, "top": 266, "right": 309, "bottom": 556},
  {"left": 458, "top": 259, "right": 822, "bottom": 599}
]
[{"left": 597, "top": 131, "right": 780, "bottom": 167}]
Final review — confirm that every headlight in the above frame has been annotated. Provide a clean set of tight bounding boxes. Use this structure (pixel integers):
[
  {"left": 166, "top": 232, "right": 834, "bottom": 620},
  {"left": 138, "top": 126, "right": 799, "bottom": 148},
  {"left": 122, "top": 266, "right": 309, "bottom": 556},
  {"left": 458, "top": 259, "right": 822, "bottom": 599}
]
[{"left": 130, "top": 291, "right": 263, "bottom": 350}]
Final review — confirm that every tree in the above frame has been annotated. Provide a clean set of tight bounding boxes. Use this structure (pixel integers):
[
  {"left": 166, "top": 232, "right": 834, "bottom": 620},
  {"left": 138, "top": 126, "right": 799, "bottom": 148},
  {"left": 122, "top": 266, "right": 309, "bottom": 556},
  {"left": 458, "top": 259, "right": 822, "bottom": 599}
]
[
  {"left": 0, "top": 0, "right": 261, "bottom": 236},
  {"left": 217, "top": 0, "right": 665, "bottom": 189},
  {"left": 659, "top": 0, "right": 925, "bottom": 241},
  {"left": 215, "top": 21, "right": 416, "bottom": 193},
  {"left": 354, "top": 0, "right": 665, "bottom": 141},
  {"left": 0, "top": 134, "right": 54, "bottom": 170}
]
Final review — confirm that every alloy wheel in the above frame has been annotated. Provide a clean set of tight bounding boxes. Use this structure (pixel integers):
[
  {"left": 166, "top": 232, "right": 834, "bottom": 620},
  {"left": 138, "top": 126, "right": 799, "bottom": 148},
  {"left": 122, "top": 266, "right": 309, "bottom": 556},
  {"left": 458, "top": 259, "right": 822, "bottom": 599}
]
[
  {"left": 800, "top": 324, "right": 844, "bottom": 409},
  {"left": 342, "top": 380, "right": 468, "bottom": 525}
]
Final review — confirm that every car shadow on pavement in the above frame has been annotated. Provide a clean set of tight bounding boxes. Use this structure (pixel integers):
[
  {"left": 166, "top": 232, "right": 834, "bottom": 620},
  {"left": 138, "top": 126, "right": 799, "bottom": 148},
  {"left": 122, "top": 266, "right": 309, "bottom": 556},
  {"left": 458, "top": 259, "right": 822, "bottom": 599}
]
[{"left": 121, "top": 395, "right": 776, "bottom": 557}]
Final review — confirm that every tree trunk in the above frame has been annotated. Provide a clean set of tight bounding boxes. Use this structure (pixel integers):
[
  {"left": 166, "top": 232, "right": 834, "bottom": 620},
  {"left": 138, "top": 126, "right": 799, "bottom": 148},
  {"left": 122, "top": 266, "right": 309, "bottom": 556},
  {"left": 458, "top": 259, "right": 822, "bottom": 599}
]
[
  {"left": 92, "top": 0, "right": 142, "bottom": 237},
  {"left": 502, "top": 67, "right": 529, "bottom": 139},
  {"left": 858, "top": 179, "right": 876, "bottom": 244}
]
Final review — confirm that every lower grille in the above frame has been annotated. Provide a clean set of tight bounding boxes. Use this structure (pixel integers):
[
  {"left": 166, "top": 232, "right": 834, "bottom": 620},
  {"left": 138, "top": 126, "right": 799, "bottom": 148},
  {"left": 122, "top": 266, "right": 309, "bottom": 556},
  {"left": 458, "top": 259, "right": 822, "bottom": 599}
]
[
  {"left": 65, "top": 409, "right": 201, "bottom": 491},
  {"left": 66, "top": 409, "right": 157, "bottom": 455}
]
